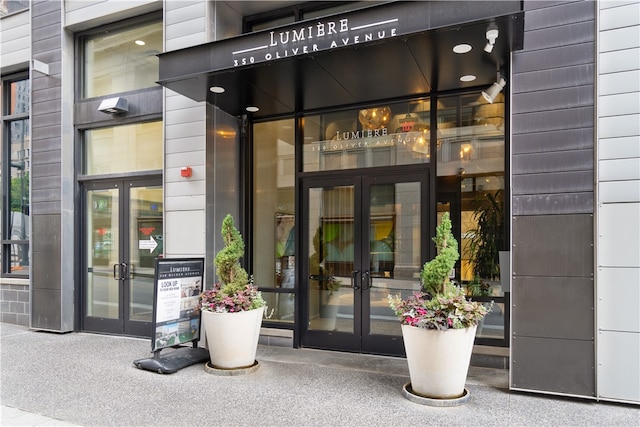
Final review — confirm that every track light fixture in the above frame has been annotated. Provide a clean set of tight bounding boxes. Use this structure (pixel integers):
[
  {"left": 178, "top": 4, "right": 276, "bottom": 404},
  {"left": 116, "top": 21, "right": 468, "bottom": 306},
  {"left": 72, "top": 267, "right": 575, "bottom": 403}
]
[
  {"left": 482, "top": 75, "right": 506, "bottom": 104},
  {"left": 484, "top": 28, "right": 499, "bottom": 53}
]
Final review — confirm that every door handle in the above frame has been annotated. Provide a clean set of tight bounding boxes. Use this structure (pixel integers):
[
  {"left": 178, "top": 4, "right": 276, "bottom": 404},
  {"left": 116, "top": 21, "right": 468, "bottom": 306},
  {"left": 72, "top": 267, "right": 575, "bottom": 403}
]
[
  {"left": 351, "top": 270, "right": 360, "bottom": 290},
  {"left": 129, "top": 263, "right": 135, "bottom": 280},
  {"left": 361, "top": 270, "right": 371, "bottom": 290},
  {"left": 113, "top": 263, "right": 120, "bottom": 280},
  {"left": 120, "top": 263, "right": 127, "bottom": 281}
]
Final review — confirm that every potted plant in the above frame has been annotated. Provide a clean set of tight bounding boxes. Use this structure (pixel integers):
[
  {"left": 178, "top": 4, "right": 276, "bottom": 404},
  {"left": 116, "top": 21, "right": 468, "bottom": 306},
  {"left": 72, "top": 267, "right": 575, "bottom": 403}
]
[
  {"left": 389, "top": 212, "right": 490, "bottom": 402},
  {"left": 200, "top": 214, "right": 266, "bottom": 370}
]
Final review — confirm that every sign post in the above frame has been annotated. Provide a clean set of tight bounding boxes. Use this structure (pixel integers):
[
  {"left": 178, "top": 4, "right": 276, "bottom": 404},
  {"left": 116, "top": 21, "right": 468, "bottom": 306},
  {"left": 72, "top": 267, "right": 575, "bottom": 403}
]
[{"left": 133, "top": 258, "right": 209, "bottom": 374}]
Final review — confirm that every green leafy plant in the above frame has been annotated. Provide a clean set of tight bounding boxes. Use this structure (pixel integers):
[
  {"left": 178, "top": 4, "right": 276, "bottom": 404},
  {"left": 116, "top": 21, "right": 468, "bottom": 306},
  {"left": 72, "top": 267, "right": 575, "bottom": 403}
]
[
  {"left": 389, "top": 212, "right": 490, "bottom": 330},
  {"left": 200, "top": 214, "right": 265, "bottom": 313},
  {"left": 467, "top": 190, "right": 504, "bottom": 281}
]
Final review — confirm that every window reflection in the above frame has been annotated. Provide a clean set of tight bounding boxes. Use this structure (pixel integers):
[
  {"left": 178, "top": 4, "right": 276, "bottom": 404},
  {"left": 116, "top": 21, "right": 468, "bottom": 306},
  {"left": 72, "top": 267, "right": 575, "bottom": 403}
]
[
  {"left": 82, "top": 20, "right": 162, "bottom": 98},
  {"left": 2, "top": 77, "right": 30, "bottom": 275},
  {"left": 436, "top": 93, "right": 506, "bottom": 299},
  {"left": 252, "top": 119, "right": 296, "bottom": 323},
  {"left": 85, "top": 122, "right": 162, "bottom": 175},
  {"left": 303, "top": 100, "right": 432, "bottom": 172}
]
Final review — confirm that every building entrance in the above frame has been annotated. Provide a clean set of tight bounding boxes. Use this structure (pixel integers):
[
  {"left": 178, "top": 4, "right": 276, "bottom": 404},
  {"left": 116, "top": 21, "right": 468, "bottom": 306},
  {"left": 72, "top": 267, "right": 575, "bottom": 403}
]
[
  {"left": 301, "top": 168, "right": 428, "bottom": 355},
  {"left": 81, "top": 178, "right": 163, "bottom": 337}
]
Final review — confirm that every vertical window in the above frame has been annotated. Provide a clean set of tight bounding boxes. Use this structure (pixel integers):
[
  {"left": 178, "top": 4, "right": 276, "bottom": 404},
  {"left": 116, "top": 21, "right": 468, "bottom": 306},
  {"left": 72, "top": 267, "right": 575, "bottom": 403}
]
[
  {"left": 1, "top": 75, "right": 30, "bottom": 276},
  {"left": 81, "top": 18, "right": 162, "bottom": 98},
  {"left": 252, "top": 119, "right": 295, "bottom": 323},
  {"left": 436, "top": 92, "right": 506, "bottom": 293}
]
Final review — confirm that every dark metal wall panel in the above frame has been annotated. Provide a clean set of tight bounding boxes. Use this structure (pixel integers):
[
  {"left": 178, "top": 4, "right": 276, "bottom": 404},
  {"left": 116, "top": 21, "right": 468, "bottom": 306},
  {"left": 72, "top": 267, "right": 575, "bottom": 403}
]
[
  {"left": 523, "top": 0, "right": 594, "bottom": 27},
  {"left": 522, "top": 20, "right": 594, "bottom": 50},
  {"left": 512, "top": 193, "right": 594, "bottom": 216},
  {"left": 513, "top": 43, "right": 594, "bottom": 73},
  {"left": 428, "top": 1, "right": 522, "bottom": 27},
  {"left": 30, "top": 0, "right": 63, "bottom": 330},
  {"left": 513, "top": 149, "right": 593, "bottom": 174},
  {"left": 512, "top": 86, "right": 594, "bottom": 114},
  {"left": 511, "top": 336, "right": 595, "bottom": 396},
  {"left": 512, "top": 171, "right": 594, "bottom": 195},
  {"left": 512, "top": 64, "right": 594, "bottom": 94},
  {"left": 30, "top": 289, "right": 61, "bottom": 330},
  {"left": 512, "top": 5, "right": 596, "bottom": 400},
  {"left": 512, "top": 214, "right": 594, "bottom": 277},
  {"left": 512, "top": 128, "right": 594, "bottom": 155},
  {"left": 31, "top": 147, "right": 62, "bottom": 165},
  {"left": 512, "top": 276, "right": 594, "bottom": 340},
  {"left": 512, "top": 106, "right": 594, "bottom": 134}
]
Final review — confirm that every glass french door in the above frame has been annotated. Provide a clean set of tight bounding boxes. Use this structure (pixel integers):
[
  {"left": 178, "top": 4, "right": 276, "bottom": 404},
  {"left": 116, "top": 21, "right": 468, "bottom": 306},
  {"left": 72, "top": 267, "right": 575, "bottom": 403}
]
[
  {"left": 82, "top": 178, "right": 163, "bottom": 337},
  {"left": 301, "top": 169, "right": 428, "bottom": 355}
]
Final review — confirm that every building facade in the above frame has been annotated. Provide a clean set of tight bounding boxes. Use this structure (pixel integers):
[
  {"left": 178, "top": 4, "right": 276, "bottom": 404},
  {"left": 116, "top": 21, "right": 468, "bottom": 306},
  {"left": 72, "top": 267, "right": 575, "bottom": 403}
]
[{"left": 0, "top": 0, "right": 638, "bottom": 404}]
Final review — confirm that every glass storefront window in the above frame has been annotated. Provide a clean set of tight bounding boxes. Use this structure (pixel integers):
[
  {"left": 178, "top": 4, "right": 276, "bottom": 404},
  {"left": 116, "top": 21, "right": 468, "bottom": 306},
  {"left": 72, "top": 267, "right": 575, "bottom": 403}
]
[
  {"left": 303, "top": 100, "right": 431, "bottom": 172},
  {"left": 82, "top": 20, "right": 162, "bottom": 98},
  {"left": 436, "top": 92, "right": 506, "bottom": 298},
  {"left": 252, "top": 119, "right": 295, "bottom": 323},
  {"left": 1, "top": 77, "right": 30, "bottom": 276},
  {"left": 84, "top": 122, "right": 162, "bottom": 175}
]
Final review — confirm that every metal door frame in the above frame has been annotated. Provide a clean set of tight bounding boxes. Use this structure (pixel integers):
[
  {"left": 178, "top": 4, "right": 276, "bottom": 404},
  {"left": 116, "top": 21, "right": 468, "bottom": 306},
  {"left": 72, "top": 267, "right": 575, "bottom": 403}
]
[
  {"left": 80, "top": 176, "right": 162, "bottom": 337},
  {"left": 299, "top": 166, "right": 429, "bottom": 355}
]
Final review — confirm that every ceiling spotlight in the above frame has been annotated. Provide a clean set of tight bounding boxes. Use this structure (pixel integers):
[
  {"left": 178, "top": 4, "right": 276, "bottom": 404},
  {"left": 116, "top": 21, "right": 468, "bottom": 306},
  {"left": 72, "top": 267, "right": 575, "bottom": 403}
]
[
  {"left": 210, "top": 86, "right": 225, "bottom": 94},
  {"left": 246, "top": 106, "right": 259, "bottom": 113},
  {"left": 484, "top": 28, "right": 499, "bottom": 53},
  {"left": 482, "top": 76, "right": 506, "bottom": 104},
  {"left": 453, "top": 43, "right": 472, "bottom": 54},
  {"left": 460, "top": 75, "right": 476, "bottom": 82}
]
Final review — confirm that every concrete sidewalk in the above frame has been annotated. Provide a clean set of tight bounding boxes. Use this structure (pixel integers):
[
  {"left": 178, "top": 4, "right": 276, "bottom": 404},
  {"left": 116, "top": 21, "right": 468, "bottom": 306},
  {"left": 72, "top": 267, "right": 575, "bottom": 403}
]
[{"left": 1, "top": 322, "right": 637, "bottom": 427}]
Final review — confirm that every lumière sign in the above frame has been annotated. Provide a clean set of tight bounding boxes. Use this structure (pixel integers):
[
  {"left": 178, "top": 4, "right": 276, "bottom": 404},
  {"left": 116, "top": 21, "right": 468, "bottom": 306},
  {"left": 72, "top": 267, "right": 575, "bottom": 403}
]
[{"left": 232, "top": 16, "right": 398, "bottom": 66}]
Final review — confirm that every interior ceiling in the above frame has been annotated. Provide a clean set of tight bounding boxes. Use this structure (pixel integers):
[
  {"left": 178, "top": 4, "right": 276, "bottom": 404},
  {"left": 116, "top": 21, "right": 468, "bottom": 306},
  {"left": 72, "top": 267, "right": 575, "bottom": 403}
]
[{"left": 160, "top": 12, "right": 523, "bottom": 119}]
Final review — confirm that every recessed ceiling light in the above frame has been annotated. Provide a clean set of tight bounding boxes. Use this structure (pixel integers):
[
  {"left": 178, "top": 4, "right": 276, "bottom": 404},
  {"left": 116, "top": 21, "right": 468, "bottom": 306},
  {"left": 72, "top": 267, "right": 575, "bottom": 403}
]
[
  {"left": 135, "top": 40, "right": 145, "bottom": 46},
  {"left": 453, "top": 44, "right": 472, "bottom": 54},
  {"left": 246, "top": 106, "right": 259, "bottom": 113},
  {"left": 460, "top": 75, "right": 476, "bottom": 82},
  {"left": 210, "top": 86, "right": 225, "bottom": 94}
]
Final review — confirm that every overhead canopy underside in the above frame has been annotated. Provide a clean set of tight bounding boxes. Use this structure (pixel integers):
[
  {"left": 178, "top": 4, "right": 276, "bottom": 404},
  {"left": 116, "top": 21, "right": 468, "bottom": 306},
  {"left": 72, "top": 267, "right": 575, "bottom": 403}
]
[{"left": 158, "top": 2, "right": 524, "bottom": 118}]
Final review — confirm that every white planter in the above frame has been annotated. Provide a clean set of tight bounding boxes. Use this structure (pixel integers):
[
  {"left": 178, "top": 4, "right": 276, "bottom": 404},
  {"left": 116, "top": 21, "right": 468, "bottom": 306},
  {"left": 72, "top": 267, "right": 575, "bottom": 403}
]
[
  {"left": 201, "top": 306, "right": 264, "bottom": 369},
  {"left": 402, "top": 324, "right": 477, "bottom": 399}
]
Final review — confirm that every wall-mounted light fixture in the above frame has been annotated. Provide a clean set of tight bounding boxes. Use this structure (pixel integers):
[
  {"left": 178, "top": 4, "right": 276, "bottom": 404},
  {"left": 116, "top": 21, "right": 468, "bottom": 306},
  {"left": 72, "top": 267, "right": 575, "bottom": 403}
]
[
  {"left": 482, "top": 75, "right": 506, "bottom": 104},
  {"left": 98, "top": 97, "right": 128, "bottom": 114},
  {"left": 484, "top": 28, "right": 499, "bottom": 53},
  {"left": 31, "top": 59, "right": 50, "bottom": 76}
]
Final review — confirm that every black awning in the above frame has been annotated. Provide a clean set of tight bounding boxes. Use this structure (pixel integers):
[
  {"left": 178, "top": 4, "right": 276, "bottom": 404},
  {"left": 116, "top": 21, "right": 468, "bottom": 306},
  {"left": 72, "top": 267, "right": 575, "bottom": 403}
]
[{"left": 158, "top": 1, "right": 524, "bottom": 118}]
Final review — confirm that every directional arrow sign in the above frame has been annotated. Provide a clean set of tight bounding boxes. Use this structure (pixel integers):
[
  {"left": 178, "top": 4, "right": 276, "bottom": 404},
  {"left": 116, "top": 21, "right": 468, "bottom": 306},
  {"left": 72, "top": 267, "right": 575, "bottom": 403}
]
[{"left": 139, "top": 236, "right": 158, "bottom": 253}]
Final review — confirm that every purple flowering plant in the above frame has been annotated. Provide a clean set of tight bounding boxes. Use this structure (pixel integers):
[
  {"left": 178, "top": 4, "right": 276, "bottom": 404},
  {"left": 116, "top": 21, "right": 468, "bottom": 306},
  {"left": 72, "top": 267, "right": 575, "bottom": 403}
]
[
  {"left": 200, "top": 282, "right": 265, "bottom": 313},
  {"left": 388, "top": 212, "right": 490, "bottom": 330},
  {"left": 388, "top": 289, "right": 488, "bottom": 330}
]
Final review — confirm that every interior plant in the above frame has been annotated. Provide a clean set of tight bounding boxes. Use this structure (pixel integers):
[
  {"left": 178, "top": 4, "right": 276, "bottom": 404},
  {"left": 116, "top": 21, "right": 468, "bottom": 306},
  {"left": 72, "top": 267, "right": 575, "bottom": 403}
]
[
  {"left": 467, "top": 189, "right": 504, "bottom": 283},
  {"left": 388, "top": 212, "right": 490, "bottom": 401},
  {"left": 200, "top": 214, "right": 266, "bottom": 370}
]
